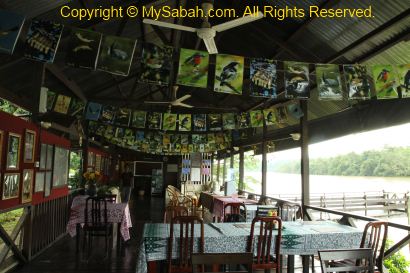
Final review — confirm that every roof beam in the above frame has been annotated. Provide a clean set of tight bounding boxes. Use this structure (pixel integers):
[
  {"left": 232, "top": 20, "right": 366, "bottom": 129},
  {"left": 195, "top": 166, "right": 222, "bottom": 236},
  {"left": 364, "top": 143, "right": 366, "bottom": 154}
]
[
  {"left": 151, "top": 25, "right": 171, "bottom": 45},
  {"left": 45, "top": 65, "right": 87, "bottom": 102},
  {"left": 325, "top": 8, "right": 410, "bottom": 63},
  {"left": 0, "top": 85, "right": 32, "bottom": 111}
]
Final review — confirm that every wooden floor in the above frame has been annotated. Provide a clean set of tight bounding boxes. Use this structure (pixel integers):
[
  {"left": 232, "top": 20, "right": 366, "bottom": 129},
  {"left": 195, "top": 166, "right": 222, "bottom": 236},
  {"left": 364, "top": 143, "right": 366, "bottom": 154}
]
[{"left": 13, "top": 193, "right": 315, "bottom": 273}]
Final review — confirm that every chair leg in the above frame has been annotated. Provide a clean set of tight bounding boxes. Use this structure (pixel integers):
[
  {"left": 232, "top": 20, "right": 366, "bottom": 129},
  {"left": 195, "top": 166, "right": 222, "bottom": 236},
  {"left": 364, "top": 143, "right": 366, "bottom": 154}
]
[{"left": 311, "top": 255, "right": 315, "bottom": 272}]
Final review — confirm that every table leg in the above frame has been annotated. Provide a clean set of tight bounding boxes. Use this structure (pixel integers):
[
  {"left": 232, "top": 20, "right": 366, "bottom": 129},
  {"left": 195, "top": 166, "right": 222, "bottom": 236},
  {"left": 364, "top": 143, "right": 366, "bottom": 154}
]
[
  {"left": 302, "top": 255, "right": 310, "bottom": 273},
  {"left": 287, "top": 255, "right": 295, "bottom": 273},
  {"left": 147, "top": 261, "right": 157, "bottom": 273},
  {"left": 76, "top": 223, "right": 80, "bottom": 252}
]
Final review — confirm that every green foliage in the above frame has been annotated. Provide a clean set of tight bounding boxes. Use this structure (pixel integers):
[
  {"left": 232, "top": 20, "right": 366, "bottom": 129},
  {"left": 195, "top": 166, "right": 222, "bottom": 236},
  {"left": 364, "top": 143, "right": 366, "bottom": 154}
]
[
  {"left": 0, "top": 209, "right": 23, "bottom": 234},
  {"left": 69, "top": 151, "right": 82, "bottom": 189},
  {"left": 384, "top": 239, "right": 410, "bottom": 273},
  {"left": 273, "top": 147, "right": 410, "bottom": 177},
  {"left": 0, "top": 98, "right": 30, "bottom": 116}
]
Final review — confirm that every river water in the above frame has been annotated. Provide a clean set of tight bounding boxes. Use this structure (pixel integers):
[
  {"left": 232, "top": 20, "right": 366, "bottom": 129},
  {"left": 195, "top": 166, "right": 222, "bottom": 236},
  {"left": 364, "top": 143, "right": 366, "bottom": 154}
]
[{"left": 244, "top": 172, "right": 410, "bottom": 262}]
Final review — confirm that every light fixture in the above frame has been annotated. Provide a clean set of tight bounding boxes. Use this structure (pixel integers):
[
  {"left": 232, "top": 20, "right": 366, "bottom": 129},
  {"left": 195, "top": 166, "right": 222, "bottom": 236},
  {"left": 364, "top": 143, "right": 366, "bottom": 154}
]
[
  {"left": 290, "top": 133, "right": 301, "bottom": 141},
  {"left": 40, "top": 121, "right": 52, "bottom": 129}
]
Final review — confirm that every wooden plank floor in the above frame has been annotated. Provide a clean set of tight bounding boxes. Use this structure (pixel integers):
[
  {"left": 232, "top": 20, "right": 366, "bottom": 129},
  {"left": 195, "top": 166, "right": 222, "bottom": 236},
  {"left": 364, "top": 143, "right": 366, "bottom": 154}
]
[
  {"left": 13, "top": 193, "right": 165, "bottom": 273},
  {"left": 13, "top": 193, "right": 315, "bottom": 273}
]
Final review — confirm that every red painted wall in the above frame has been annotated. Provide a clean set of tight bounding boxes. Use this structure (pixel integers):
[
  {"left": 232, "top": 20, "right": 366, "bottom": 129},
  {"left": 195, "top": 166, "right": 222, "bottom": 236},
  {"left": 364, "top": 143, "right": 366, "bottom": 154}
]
[{"left": 0, "top": 111, "right": 70, "bottom": 209}]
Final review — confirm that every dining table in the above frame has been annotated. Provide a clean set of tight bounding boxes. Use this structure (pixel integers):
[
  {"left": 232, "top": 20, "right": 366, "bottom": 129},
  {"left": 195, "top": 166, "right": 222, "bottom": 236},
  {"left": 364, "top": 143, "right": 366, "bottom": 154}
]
[
  {"left": 66, "top": 195, "right": 133, "bottom": 250},
  {"left": 198, "top": 192, "right": 258, "bottom": 222},
  {"left": 137, "top": 220, "right": 363, "bottom": 273}
]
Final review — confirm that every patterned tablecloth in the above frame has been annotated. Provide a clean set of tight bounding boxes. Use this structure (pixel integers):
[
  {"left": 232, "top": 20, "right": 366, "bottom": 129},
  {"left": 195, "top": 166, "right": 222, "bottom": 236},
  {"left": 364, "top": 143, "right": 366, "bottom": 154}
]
[
  {"left": 136, "top": 221, "right": 362, "bottom": 273},
  {"left": 66, "top": 195, "right": 132, "bottom": 241}
]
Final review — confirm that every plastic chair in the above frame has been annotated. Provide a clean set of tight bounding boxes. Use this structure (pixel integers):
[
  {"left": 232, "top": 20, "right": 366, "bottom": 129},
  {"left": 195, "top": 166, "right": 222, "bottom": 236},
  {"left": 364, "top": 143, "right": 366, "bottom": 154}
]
[
  {"left": 319, "top": 248, "right": 374, "bottom": 273},
  {"left": 168, "top": 215, "right": 204, "bottom": 273},
  {"left": 224, "top": 202, "right": 247, "bottom": 222},
  {"left": 83, "top": 196, "right": 113, "bottom": 255},
  {"left": 192, "top": 252, "right": 253, "bottom": 273},
  {"left": 247, "top": 216, "right": 282, "bottom": 273}
]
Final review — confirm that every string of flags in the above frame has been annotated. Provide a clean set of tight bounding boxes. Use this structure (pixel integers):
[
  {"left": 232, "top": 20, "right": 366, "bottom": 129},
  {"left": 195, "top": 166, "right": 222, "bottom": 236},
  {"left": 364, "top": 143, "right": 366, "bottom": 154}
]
[{"left": 0, "top": 10, "right": 409, "bottom": 100}]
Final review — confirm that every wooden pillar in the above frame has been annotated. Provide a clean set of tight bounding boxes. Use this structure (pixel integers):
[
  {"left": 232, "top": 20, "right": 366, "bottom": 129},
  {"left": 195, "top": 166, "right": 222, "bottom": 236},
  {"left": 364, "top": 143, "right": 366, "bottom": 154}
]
[
  {"left": 239, "top": 148, "right": 244, "bottom": 191},
  {"left": 262, "top": 126, "right": 267, "bottom": 196},
  {"left": 300, "top": 100, "right": 310, "bottom": 207},
  {"left": 216, "top": 159, "right": 220, "bottom": 183},
  {"left": 222, "top": 156, "right": 227, "bottom": 185}
]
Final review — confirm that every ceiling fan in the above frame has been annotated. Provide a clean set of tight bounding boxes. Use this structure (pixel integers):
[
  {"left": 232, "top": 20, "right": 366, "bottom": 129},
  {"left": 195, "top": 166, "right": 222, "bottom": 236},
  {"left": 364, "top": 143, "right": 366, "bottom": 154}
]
[
  {"left": 143, "top": 2, "right": 263, "bottom": 54},
  {"left": 144, "top": 86, "right": 193, "bottom": 108}
]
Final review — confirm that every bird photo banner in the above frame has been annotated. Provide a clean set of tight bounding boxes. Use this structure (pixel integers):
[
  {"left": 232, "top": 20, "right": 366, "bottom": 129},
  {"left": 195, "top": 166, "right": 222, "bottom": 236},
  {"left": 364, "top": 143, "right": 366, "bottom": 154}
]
[
  {"left": 177, "top": 48, "right": 209, "bottom": 88},
  {"left": 250, "top": 58, "right": 278, "bottom": 98},
  {"left": 140, "top": 43, "right": 173, "bottom": 86},
  {"left": 284, "top": 61, "right": 310, "bottom": 99},
  {"left": 316, "top": 64, "right": 343, "bottom": 100},
  {"left": 163, "top": 113, "right": 177, "bottom": 131},
  {"left": 97, "top": 35, "right": 136, "bottom": 76},
  {"left": 343, "top": 64, "right": 372, "bottom": 100},
  {"left": 397, "top": 64, "right": 410, "bottom": 97},
  {"left": 0, "top": 10, "right": 25, "bottom": 54},
  {"left": 131, "top": 110, "right": 147, "bottom": 128},
  {"left": 66, "top": 28, "right": 102, "bottom": 70},
  {"left": 214, "top": 54, "right": 244, "bottom": 95},
  {"left": 372, "top": 64, "right": 398, "bottom": 99}
]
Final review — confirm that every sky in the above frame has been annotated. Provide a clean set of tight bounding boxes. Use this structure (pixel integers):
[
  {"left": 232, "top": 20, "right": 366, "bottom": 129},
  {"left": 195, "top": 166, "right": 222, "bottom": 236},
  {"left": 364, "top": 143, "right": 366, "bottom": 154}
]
[{"left": 268, "top": 122, "right": 410, "bottom": 161}]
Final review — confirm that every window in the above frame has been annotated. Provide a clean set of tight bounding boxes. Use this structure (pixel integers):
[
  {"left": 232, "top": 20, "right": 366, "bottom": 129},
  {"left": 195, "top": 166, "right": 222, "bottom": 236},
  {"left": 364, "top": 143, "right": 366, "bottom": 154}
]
[
  {"left": 53, "top": 146, "right": 69, "bottom": 187},
  {"left": 36, "top": 143, "right": 54, "bottom": 196}
]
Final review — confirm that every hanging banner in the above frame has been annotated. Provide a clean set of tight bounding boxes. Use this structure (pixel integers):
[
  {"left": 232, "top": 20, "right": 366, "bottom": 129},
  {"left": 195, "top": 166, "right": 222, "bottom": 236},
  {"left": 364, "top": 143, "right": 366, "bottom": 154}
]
[
  {"left": 316, "top": 64, "right": 343, "bottom": 100},
  {"left": 46, "top": 90, "right": 56, "bottom": 111},
  {"left": 343, "top": 64, "right": 372, "bottom": 100},
  {"left": 284, "top": 61, "right": 310, "bottom": 99},
  {"left": 53, "top": 95, "right": 71, "bottom": 114},
  {"left": 66, "top": 28, "right": 102, "bottom": 69},
  {"left": 178, "top": 114, "right": 192, "bottom": 131},
  {"left": 100, "top": 105, "right": 116, "bottom": 124},
  {"left": 147, "top": 112, "right": 162, "bottom": 130},
  {"left": 222, "top": 113, "right": 236, "bottom": 130},
  {"left": 372, "top": 64, "right": 398, "bottom": 99},
  {"left": 67, "top": 99, "right": 85, "bottom": 117},
  {"left": 263, "top": 108, "right": 276, "bottom": 126},
  {"left": 140, "top": 43, "right": 173, "bottom": 85},
  {"left": 250, "top": 58, "right": 277, "bottom": 98},
  {"left": 131, "top": 110, "right": 146, "bottom": 128},
  {"left": 177, "top": 48, "right": 209, "bottom": 88},
  {"left": 124, "top": 128, "right": 135, "bottom": 146},
  {"left": 208, "top": 114, "right": 222, "bottom": 131},
  {"left": 97, "top": 35, "right": 136, "bottom": 76},
  {"left": 24, "top": 20, "right": 63, "bottom": 63},
  {"left": 214, "top": 54, "right": 244, "bottom": 95},
  {"left": 237, "top": 112, "right": 250, "bottom": 129},
  {"left": 85, "top": 102, "right": 102, "bottom": 121},
  {"left": 250, "top": 110, "right": 264, "bottom": 128},
  {"left": 162, "top": 113, "right": 177, "bottom": 131},
  {"left": 0, "top": 10, "right": 25, "bottom": 54},
  {"left": 114, "top": 107, "right": 131, "bottom": 127},
  {"left": 396, "top": 64, "right": 410, "bottom": 98},
  {"left": 193, "top": 114, "right": 207, "bottom": 131},
  {"left": 275, "top": 106, "right": 288, "bottom": 124}
]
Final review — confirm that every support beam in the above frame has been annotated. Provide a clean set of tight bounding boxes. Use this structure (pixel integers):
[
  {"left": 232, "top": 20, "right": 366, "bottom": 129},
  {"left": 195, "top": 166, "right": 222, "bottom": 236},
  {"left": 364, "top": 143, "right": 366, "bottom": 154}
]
[
  {"left": 151, "top": 25, "right": 171, "bottom": 45},
  {"left": 300, "top": 100, "right": 310, "bottom": 207},
  {"left": 261, "top": 125, "right": 267, "bottom": 196},
  {"left": 45, "top": 65, "right": 87, "bottom": 102},
  {"left": 239, "top": 148, "right": 244, "bottom": 191}
]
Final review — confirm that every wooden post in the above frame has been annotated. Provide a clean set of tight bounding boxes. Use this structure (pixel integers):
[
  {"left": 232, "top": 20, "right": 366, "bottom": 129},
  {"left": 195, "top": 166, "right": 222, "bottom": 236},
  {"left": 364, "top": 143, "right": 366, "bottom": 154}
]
[
  {"left": 216, "top": 159, "right": 220, "bottom": 185},
  {"left": 300, "top": 100, "right": 310, "bottom": 209},
  {"left": 239, "top": 148, "right": 244, "bottom": 191},
  {"left": 262, "top": 125, "right": 267, "bottom": 196}
]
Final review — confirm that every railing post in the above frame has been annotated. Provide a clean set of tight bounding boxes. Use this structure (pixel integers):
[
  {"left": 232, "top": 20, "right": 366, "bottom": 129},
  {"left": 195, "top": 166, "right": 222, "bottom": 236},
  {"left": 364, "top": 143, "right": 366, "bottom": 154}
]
[
  {"left": 406, "top": 193, "right": 410, "bottom": 253},
  {"left": 364, "top": 193, "right": 368, "bottom": 216}
]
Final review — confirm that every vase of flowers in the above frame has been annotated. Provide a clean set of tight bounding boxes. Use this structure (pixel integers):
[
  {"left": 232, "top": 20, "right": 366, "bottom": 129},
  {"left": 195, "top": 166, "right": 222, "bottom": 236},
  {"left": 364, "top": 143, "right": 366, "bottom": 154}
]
[{"left": 83, "top": 171, "right": 102, "bottom": 196}]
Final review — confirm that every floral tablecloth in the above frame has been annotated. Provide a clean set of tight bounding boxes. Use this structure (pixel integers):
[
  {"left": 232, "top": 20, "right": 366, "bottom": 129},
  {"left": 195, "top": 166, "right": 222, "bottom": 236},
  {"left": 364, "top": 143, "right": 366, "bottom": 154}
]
[
  {"left": 136, "top": 221, "right": 362, "bottom": 273},
  {"left": 66, "top": 195, "right": 132, "bottom": 241}
]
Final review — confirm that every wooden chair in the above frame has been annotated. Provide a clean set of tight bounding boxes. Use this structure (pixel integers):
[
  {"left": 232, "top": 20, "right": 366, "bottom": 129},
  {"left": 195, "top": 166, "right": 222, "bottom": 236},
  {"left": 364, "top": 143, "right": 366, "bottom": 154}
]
[
  {"left": 168, "top": 215, "right": 204, "bottom": 273},
  {"left": 83, "top": 196, "right": 113, "bottom": 255},
  {"left": 223, "top": 202, "right": 247, "bottom": 222},
  {"left": 164, "top": 205, "right": 189, "bottom": 223},
  {"left": 192, "top": 252, "right": 253, "bottom": 273},
  {"left": 360, "top": 221, "right": 388, "bottom": 273},
  {"left": 319, "top": 248, "right": 374, "bottom": 273},
  {"left": 247, "top": 216, "right": 282, "bottom": 273}
]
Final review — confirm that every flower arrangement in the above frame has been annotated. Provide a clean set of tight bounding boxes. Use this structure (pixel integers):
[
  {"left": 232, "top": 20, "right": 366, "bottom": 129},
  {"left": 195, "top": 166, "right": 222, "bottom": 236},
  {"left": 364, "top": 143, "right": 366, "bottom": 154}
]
[{"left": 83, "top": 170, "right": 102, "bottom": 184}]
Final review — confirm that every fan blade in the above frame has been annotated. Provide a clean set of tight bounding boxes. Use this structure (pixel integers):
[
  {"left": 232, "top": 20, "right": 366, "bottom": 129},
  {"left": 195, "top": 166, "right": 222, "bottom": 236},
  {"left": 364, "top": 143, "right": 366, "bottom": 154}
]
[
  {"left": 144, "top": 101, "right": 170, "bottom": 104},
  {"left": 212, "top": 11, "right": 263, "bottom": 32},
  {"left": 203, "top": 37, "right": 218, "bottom": 54},
  {"left": 174, "top": 102, "right": 193, "bottom": 108},
  {"left": 174, "top": 94, "right": 191, "bottom": 103},
  {"left": 143, "top": 19, "right": 197, "bottom": 32}
]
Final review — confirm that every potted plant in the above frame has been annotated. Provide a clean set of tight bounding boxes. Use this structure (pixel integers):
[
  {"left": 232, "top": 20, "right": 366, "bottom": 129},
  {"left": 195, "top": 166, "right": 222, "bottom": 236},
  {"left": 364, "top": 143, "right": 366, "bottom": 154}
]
[{"left": 83, "top": 170, "right": 102, "bottom": 196}]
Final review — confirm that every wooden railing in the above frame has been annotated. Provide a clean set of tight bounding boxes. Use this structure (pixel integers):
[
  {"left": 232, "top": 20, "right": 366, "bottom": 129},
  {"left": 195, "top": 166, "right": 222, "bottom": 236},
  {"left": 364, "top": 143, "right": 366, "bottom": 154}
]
[
  {"left": 0, "top": 194, "right": 71, "bottom": 272},
  {"left": 242, "top": 190, "right": 410, "bottom": 260}
]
